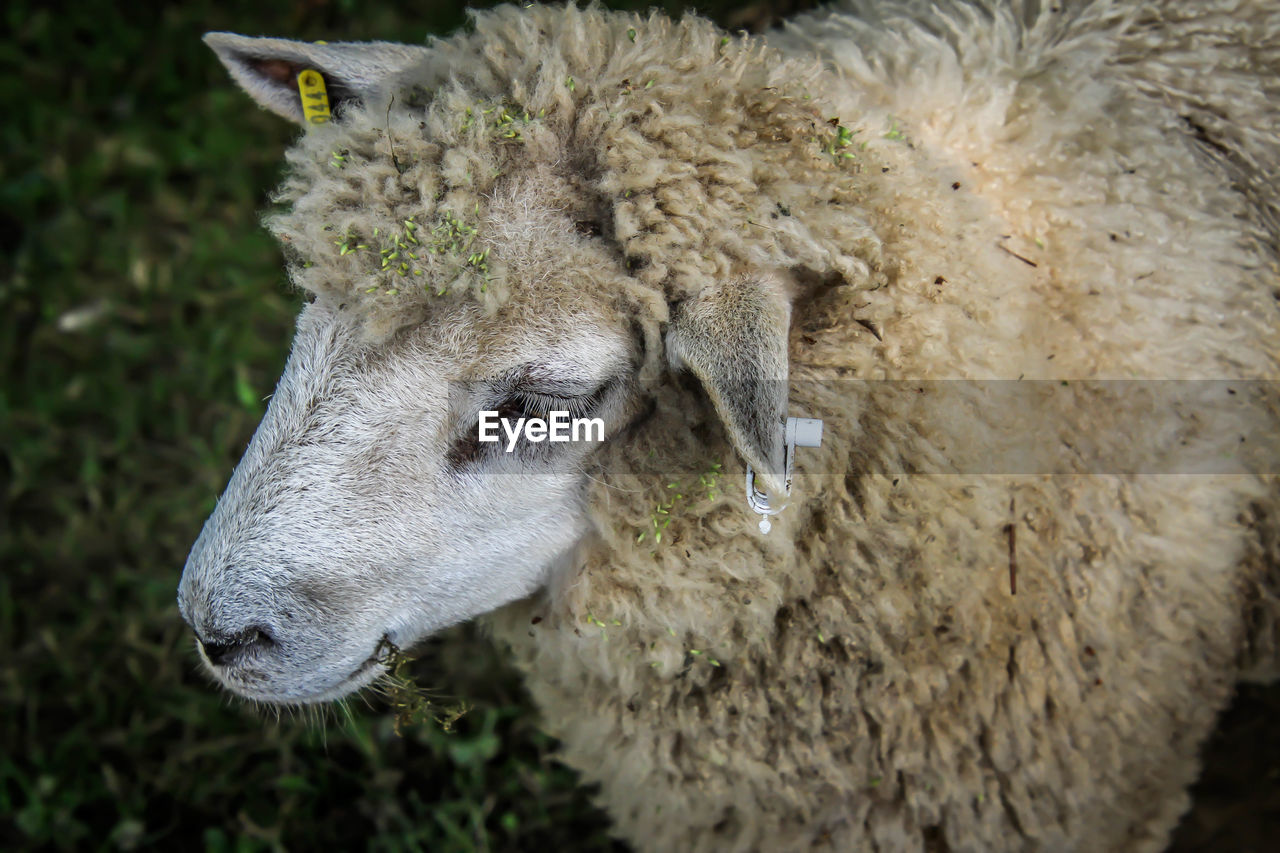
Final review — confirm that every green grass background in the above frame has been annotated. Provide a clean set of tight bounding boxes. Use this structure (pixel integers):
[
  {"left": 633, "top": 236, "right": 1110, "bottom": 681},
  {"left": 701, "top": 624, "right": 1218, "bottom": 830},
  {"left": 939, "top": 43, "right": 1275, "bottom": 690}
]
[{"left": 1, "top": 0, "right": 1275, "bottom": 850}]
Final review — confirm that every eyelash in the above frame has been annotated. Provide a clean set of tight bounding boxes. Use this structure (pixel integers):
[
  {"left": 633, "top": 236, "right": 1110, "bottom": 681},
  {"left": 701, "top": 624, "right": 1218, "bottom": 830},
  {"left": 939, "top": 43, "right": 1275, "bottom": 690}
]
[
  {"left": 446, "top": 378, "right": 616, "bottom": 469},
  {"left": 501, "top": 390, "right": 594, "bottom": 420}
]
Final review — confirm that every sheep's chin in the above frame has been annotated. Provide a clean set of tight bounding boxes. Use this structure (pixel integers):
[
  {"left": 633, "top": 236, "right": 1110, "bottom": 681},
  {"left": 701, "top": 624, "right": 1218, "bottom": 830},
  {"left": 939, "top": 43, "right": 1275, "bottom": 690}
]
[{"left": 210, "top": 644, "right": 390, "bottom": 706}]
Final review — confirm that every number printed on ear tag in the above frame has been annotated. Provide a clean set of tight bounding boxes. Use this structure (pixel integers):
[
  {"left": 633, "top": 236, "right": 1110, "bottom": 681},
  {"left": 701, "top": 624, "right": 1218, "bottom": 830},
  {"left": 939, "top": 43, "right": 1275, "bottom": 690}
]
[{"left": 297, "top": 69, "right": 331, "bottom": 126}]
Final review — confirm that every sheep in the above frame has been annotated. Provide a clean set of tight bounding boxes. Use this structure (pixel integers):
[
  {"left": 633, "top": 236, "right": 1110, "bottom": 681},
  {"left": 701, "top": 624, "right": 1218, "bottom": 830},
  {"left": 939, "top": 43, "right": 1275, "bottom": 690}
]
[{"left": 179, "top": 2, "right": 1280, "bottom": 850}]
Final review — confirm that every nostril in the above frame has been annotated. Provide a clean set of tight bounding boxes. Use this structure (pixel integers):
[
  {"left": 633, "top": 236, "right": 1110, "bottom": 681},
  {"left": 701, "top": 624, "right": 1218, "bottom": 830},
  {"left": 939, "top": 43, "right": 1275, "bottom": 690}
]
[
  {"left": 200, "top": 639, "right": 235, "bottom": 666},
  {"left": 198, "top": 627, "right": 274, "bottom": 667}
]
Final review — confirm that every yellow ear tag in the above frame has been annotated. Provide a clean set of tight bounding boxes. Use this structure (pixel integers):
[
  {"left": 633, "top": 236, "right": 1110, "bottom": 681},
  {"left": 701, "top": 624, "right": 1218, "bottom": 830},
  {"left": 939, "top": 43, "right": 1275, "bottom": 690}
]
[{"left": 296, "top": 69, "right": 331, "bottom": 126}]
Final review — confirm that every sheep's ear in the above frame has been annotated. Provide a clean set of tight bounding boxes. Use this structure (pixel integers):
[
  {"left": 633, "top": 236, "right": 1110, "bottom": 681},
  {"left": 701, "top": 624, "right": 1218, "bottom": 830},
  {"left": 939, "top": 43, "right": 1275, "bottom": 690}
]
[
  {"left": 203, "top": 32, "right": 430, "bottom": 126},
  {"left": 667, "top": 275, "right": 791, "bottom": 496}
]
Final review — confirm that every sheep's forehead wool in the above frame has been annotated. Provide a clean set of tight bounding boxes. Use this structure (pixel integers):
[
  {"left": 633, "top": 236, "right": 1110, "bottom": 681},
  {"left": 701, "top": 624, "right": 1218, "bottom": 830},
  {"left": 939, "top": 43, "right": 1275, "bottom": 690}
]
[{"left": 269, "top": 5, "right": 884, "bottom": 340}]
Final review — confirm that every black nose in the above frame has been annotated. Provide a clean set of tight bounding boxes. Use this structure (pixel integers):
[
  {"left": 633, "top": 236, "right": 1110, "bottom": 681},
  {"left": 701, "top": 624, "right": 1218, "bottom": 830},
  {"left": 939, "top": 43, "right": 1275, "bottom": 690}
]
[{"left": 198, "top": 627, "right": 273, "bottom": 667}]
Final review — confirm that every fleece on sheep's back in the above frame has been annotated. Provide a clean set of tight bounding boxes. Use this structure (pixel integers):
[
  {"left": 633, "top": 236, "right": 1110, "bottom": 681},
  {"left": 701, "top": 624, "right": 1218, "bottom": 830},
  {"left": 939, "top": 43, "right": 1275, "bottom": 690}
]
[{"left": 467, "top": 4, "right": 1280, "bottom": 851}]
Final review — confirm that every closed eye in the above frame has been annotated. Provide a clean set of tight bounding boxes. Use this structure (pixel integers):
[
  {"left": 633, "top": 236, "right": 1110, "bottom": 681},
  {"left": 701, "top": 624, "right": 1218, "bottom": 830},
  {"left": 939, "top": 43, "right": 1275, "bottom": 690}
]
[
  {"left": 492, "top": 366, "right": 619, "bottom": 420},
  {"left": 500, "top": 388, "right": 597, "bottom": 421},
  {"left": 445, "top": 376, "right": 619, "bottom": 469}
]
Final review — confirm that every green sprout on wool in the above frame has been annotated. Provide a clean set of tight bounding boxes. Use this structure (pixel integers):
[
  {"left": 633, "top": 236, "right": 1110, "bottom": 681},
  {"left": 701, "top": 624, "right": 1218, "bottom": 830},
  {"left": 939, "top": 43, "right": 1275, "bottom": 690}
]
[
  {"left": 492, "top": 105, "right": 536, "bottom": 140},
  {"left": 565, "top": 76, "right": 576, "bottom": 93},
  {"left": 698, "top": 462, "right": 723, "bottom": 501},
  {"left": 372, "top": 636, "right": 471, "bottom": 736},
  {"left": 627, "top": 27, "right": 637, "bottom": 42},
  {"left": 378, "top": 216, "right": 423, "bottom": 279},
  {"left": 584, "top": 613, "right": 624, "bottom": 640},
  {"left": 635, "top": 482, "right": 681, "bottom": 545},
  {"left": 429, "top": 212, "right": 473, "bottom": 253},
  {"left": 884, "top": 119, "right": 905, "bottom": 140},
  {"left": 818, "top": 122, "right": 861, "bottom": 162},
  {"left": 341, "top": 211, "right": 493, "bottom": 296},
  {"left": 635, "top": 462, "right": 723, "bottom": 545},
  {"left": 426, "top": 210, "right": 491, "bottom": 293},
  {"left": 329, "top": 148, "right": 349, "bottom": 169},
  {"left": 333, "top": 230, "right": 368, "bottom": 256},
  {"left": 648, "top": 650, "right": 721, "bottom": 671},
  {"left": 460, "top": 101, "right": 542, "bottom": 141}
]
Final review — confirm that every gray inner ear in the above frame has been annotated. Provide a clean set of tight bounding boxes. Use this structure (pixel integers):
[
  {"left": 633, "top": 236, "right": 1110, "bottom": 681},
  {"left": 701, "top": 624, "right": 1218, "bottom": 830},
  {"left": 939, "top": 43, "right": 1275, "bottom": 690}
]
[
  {"left": 204, "top": 33, "right": 431, "bottom": 125},
  {"left": 667, "top": 276, "right": 792, "bottom": 495}
]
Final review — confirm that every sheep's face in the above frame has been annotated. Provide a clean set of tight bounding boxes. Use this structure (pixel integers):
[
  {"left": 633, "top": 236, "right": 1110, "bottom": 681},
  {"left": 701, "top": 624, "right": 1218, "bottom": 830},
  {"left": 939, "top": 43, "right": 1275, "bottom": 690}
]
[
  {"left": 179, "top": 279, "right": 644, "bottom": 703},
  {"left": 182, "top": 22, "right": 799, "bottom": 704},
  {"left": 179, "top": 181, "right": 791, "bottom": 704}
]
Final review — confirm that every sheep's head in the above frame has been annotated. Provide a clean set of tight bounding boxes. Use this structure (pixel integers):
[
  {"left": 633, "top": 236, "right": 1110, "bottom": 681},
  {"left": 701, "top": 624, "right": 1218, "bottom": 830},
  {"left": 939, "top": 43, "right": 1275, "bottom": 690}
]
[{"left": 179, "top": 5, "right": 879, "bottom": 703}]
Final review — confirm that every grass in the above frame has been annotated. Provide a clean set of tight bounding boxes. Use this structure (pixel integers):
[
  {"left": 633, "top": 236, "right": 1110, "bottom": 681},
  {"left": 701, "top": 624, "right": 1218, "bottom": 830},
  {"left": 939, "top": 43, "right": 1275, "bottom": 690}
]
[{"left": 2, "top": 0, "right": 1274, "bottom": 850}]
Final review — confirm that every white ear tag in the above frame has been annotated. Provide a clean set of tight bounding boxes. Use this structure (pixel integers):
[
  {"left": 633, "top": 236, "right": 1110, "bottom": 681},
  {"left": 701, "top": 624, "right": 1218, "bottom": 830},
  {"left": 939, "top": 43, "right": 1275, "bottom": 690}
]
[{"left": 745, "top": 416, "right": 823, "bottom": 534}]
